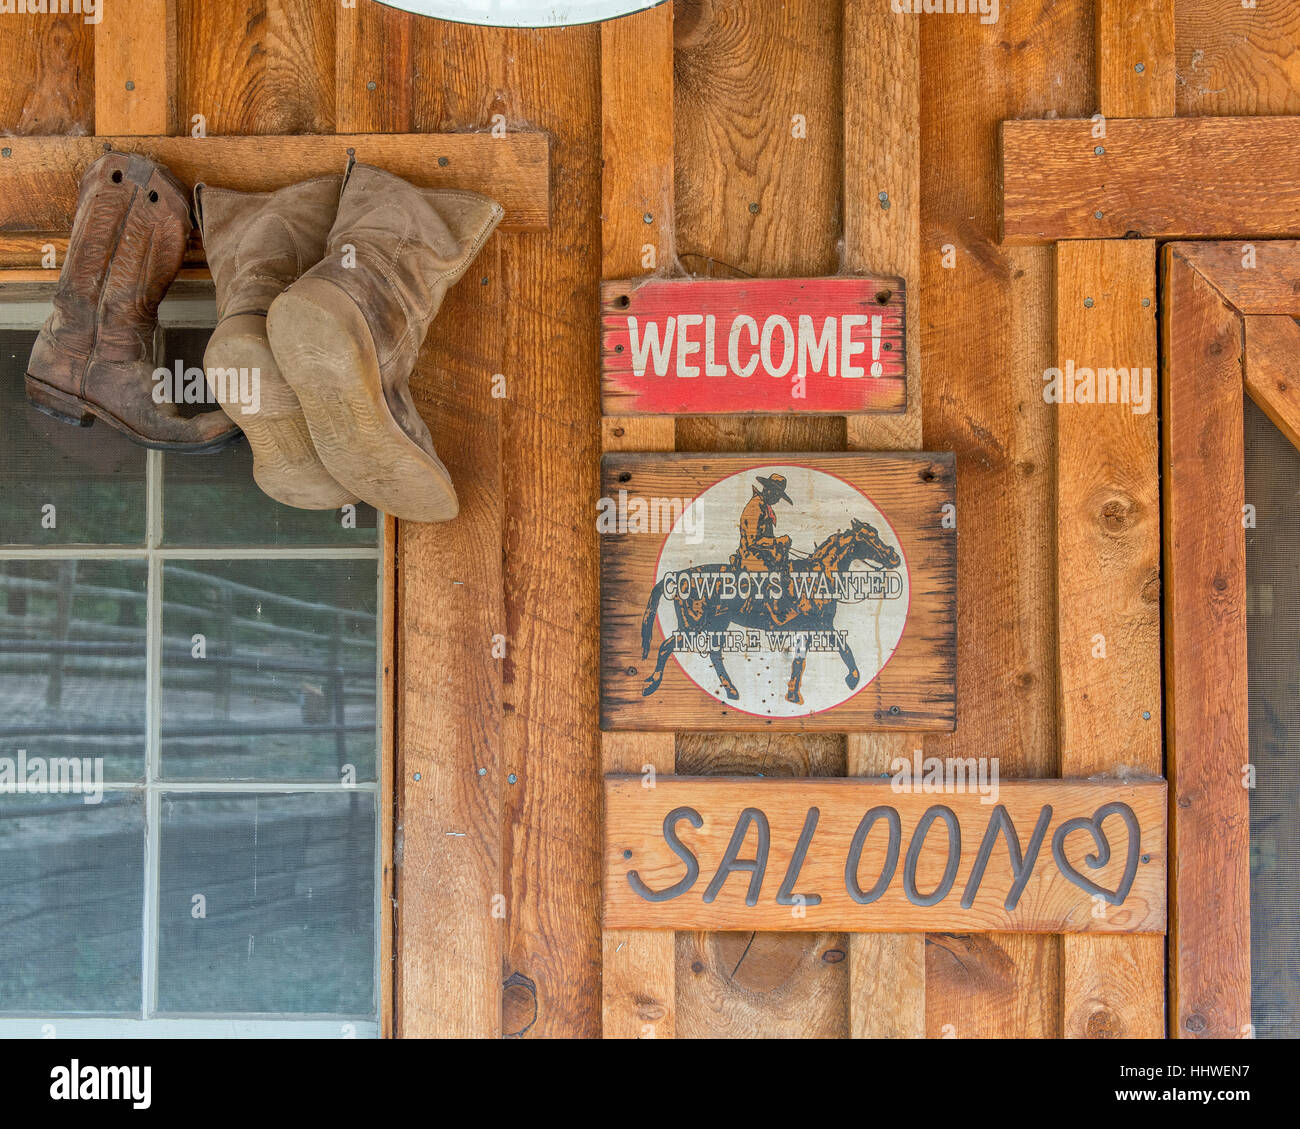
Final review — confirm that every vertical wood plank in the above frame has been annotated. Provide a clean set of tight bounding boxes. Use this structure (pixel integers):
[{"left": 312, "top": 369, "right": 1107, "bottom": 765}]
[
  {"left": 0, "top": 7, "right": 93, "bottom": 135},
  {"left": 1163, "top": 247, "right": 1252, "bottom": 1039},
  {"left": 1176, "top": 0, "right": 1300, "bottom": 117},
  {"left": 919, "top": 0, "right": 1093, "bottom": 1038},
  {"left": 671, "top": 0, "right": 849, "bottom": 1038},
  {"left": 175, "top": 0, "right": 335, "bottom": 135},
  {"left": 1096, "top": 0, "right": 1175, "bottom": 118},
  {"left": 599, "top": 3, "right": 677, "bottom": 1039},
  {"left": 842, "top": 0, "right": 923, "bottom": 1039},
  {"left": 1055, "top": 239, "right": 1164, "bottom": 1039},
  {"left": 95, "top": 0, "right": 175, "bottom": 136},
  {"left": 340, "top": 5, "right": 506, "bottom": 1038},
  {"left": 397, "top": 15, "right": 604, "bottom": 1037},
  {"left": 843, "top": 0, "right": 921, "bottom": 454}
]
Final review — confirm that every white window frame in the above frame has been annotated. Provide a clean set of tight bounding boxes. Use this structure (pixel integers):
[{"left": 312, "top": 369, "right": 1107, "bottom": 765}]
[{"left": 0, "top": 291, "right": 384, "bottom": 1039}]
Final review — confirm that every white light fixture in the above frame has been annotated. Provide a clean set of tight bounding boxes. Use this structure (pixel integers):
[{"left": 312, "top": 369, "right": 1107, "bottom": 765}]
[{"left": 373, "top": 0, "right": 666, "bottom": 28}]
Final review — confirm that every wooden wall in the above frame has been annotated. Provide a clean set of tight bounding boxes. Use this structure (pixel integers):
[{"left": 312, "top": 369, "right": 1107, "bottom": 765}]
[{"left": 1, "top": 0, "right": 1295, "bottom": 1037}]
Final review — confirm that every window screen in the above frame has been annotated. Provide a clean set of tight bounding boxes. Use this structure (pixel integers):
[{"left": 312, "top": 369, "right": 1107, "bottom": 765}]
[{"left": 1245, "top": 393, "right": 1300, "bottom": 1040}]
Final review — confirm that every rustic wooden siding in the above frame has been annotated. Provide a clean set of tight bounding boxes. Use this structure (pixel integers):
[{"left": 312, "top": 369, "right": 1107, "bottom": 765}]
[{"left": 3, "top": 0, "right": 1292, "bottom": 1037}]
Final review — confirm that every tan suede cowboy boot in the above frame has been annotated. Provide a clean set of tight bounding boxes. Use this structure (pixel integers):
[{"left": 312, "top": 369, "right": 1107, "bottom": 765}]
[
  {"left": 265, "top": 162, "right": 503, "bottom": 522},
  {"left": 27, "top": 152, "right": 240, "bottom": 451},
  {"left": 194, "top": 177, "right": 357, "bottom": 510}
]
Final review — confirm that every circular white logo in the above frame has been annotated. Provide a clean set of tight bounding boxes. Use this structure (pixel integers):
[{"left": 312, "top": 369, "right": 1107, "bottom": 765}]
[{"left": 647, "top": 464, "right": 910, "bottom": 718}]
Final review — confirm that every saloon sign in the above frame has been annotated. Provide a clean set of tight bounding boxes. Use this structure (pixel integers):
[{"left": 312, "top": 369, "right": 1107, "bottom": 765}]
[
  {"left": 600, "top": 277, "right": 907, "bottom": 415},
  {"left": 599, "top": 453, "right": 956, "bottom": 731},
  {"left": 604, "top": 777, "right": 1167, "bottom": 934}
]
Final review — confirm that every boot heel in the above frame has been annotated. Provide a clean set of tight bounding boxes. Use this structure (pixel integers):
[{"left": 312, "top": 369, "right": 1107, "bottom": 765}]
[{"left": 25, "top": 375, "right": 95, "bottom": 427}]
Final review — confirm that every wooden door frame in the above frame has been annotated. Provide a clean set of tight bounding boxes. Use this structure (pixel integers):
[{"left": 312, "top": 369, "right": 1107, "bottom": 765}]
[{"left": 1162, "top": 240, "right": 1300, "bottom": 1039}]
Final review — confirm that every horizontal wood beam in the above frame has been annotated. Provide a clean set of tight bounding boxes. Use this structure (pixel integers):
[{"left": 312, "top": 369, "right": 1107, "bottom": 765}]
[
  {"left": 1001, "top": 117, "right": 1300, "bottom": 243},
  {"left": 0, "top": 133, "right": 551, "bottom": 238}
]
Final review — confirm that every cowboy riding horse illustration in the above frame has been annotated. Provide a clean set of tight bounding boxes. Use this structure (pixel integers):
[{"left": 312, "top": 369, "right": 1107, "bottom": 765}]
[{"left": 640, "top": 473, "right": 902, "bottom": 708}]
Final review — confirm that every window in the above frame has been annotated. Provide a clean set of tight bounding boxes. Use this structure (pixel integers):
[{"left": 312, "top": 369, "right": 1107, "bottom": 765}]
[{"left": 0, "top": 300, "right": 385, "bottom": 1037}]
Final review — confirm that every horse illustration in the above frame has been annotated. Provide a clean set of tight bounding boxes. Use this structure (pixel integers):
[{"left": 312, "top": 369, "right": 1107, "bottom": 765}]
[{"left": 639, "top": 518, "right": 902, "bottom": 706}]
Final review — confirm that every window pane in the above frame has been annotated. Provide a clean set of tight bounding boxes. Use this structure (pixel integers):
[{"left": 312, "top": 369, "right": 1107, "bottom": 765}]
[
  {"left": 160, "top": 560, "right": 377, "bottom": 782},
  {"left": 1, "top": 330, "right": 147, "bottom": 546},
  {"left": 1244, "top": 396, "right": 1300, "bottom": 1039},
  {"left": 163, "top": 444, "right": 378, "bottom": 547},
  {"left": 158, "top": 327, "right": 377, "bottom": 548},
  {"left": 0, "top": 792, "right": 144, "bottom": 1015},
  {"left": 0, "top": 560, "right": 148, "bottom": 782},
  {"left": 156, "top": 792, "right": 375, "bottom": 1016}
]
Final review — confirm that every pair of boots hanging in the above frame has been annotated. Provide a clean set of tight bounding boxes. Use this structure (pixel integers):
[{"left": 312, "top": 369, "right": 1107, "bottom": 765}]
[{"left": 26, "top": 152, "right": 503, "bottom": 523}]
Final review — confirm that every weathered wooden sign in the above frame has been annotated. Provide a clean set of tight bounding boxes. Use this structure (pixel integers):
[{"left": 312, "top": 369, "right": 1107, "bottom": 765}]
[
  {"left": 600, "top": 277, "right": 906, "bottom": 415},
  {"left": 599, "top": 453, "right": 956, "bottom": 731},
  {"left": 604, "top": 777, "right": 1167, "bottom": 933}
]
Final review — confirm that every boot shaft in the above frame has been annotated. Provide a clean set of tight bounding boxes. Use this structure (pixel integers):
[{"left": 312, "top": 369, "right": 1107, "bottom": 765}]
[
  {"left": 195, "top": 176, "right": 344, "bottom": 320},
  {"left": 312, "top": 163, "right": 503, "bottom": 383},
  {"left": 51, "top": 151, "right": 192, "bottom": 367}
]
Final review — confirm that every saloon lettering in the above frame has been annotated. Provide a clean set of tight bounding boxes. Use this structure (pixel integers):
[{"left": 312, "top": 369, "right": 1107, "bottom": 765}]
[{"left": 626, "top": 801, "right": 1143, "bottom": 911}]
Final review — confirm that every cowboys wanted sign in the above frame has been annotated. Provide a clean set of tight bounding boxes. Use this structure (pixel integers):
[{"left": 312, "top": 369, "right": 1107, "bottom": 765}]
[
  {"left": 600, "top": 277, "right": 906, "bottom": 415},
  {"left": 599, "top": 453, "right": 956, "bottom": 731}
]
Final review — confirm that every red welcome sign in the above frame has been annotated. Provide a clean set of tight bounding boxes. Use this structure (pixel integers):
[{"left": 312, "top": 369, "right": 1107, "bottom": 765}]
[{"left": 600, "top": 276, "right": 906, "bottom": 416}]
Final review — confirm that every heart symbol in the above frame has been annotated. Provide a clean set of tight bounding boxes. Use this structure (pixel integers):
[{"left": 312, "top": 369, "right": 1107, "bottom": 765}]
[{"left": 1051, "top": 801, "right": 1140, "bottom": 906}]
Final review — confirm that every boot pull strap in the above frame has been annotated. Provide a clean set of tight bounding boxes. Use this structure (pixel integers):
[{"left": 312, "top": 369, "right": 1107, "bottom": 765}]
[
  {"left": 124, "top": 154, "right": 155, "bottom": 188},
  {"left": 192, "top": 183, "right": 208, "bottom": 240}
]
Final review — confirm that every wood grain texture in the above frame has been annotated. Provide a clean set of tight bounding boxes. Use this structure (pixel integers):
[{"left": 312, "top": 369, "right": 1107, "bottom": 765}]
[
  {"left": 1002, "top": 116, "right": 1300, "bottom": 244},
  {"left": 843, "top": 1, "right": 924, "bottom": 1038},
  {"left": 175, "top": 0, "right": 335, "bottom": 134},
  {"left": 1245, "top": 315, "right": 1300, "bottom": 452},
  {"left": 1162, "top": 245, "right": 1252, "bottom": 1039},
  {"left": 95, "top": 0, "right": 175, "bottom": 136},
  {"left": 1096, "top": 0, "right": 1175, "bottom": 118},
  {"left": 0, "top": 134, "right": 550, "bottom": 238},
  {"left": 1176, "top": 0, "right": 1300, "bottom": 117},
  {"left": 600, "top": 452, "right": 956, "bottom": 732},
  {"left": 1167, "top": 240, "right": 1300, "bottom": 317},
  {"left": 606, "top": 776, "right": 1167, "bottom": 933},
  {"left": 1055, "top": 240, "right": 1164, "bottom": 1040},
  {"left": 397, "top": 237, "right": 507, "bottom": 1038},
  {"left": 844, "top": 0, "right": 920, "bottom": 452},
  {"left": 670, "top": 0, "right": 848, "bottom": 1039},
  {"left": 0, "top": 4, "right": 93, "bottom": 136},
  {"left": 599, "top": 3, "right": 677, "bottom": 1041},
  {"left": 336, "top": 18, "right": 510, "bottom": 1038},
  {"left": 1055, "top": 243, "right": 1161, "bottom": 784},
  {"left": 395, "top": 19, "right": 606, "bottom": 1039},
  {"left": 920, "top": 0, "right": 1094, "bottom": 1038},
  {"left": 601, "top": 1, "right": 676, "bottom": 456},
  {"left": 601, "top": 734, "right": 674, "bottom": 1038},
  {"left": 673, "top": 0, "right": 843, "bottom": 455}
]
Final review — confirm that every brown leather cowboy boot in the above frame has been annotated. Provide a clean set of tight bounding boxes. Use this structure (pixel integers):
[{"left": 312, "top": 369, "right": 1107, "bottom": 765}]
[
  {"left": 194, "top": 177, "right": 357, "bottom": 510},
  {"left": 27, "top": 152, "right": 240, "bottom": 451},
  {"left": 265, "top": 162, "right": 503, "bottom": 522}
]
